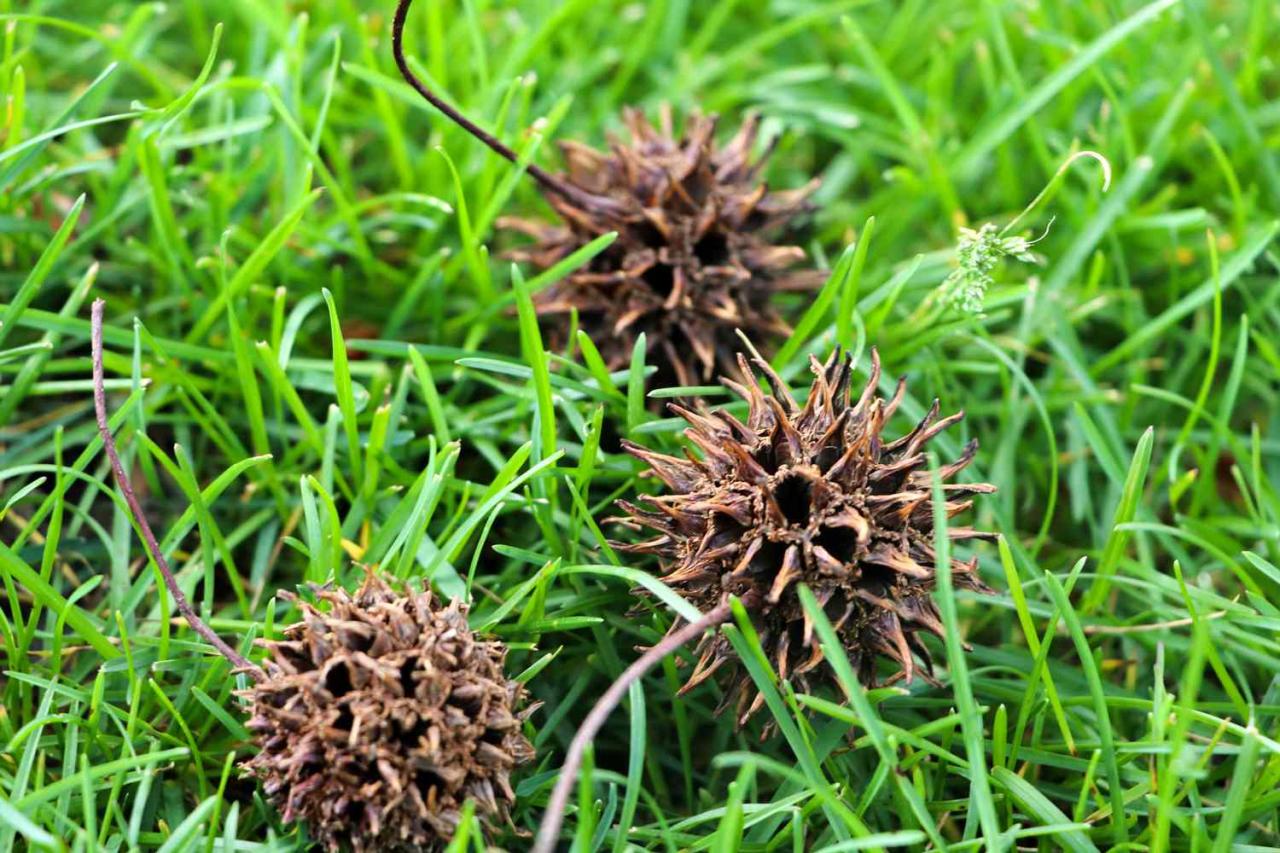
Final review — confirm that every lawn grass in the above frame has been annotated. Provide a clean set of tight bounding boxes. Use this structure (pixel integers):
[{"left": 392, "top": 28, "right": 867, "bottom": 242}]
[{"left": 2, "top": 0, "right": 1280, "bottom": 850}]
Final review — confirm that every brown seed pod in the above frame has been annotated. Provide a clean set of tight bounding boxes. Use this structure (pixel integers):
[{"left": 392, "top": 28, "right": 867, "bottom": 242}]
[
  {"left": 391, "top": 0, "right": 819, "bottom": 389},
  {"left": 614, "top": 348, "right": 997, "bottom": 725},
  {"left": 90, "top": 300, "right": 534, "bottom": 853},
  {"left": 501, "top": 107, "right": 819, "bottom": 387},
  {"left": 240, "top": 573, "right": 536, "bottom": 852}
]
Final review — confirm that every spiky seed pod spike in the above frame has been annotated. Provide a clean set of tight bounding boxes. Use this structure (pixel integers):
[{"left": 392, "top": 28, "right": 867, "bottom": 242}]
[
  {"left": 616, "top": 349, "right": 997, "bottom": 725},
  {"left": 503, "top": 106, "right": 820, "bottom": 388},
  {"left": 241, "top": 573, "right": 535, "bottom": 852}
]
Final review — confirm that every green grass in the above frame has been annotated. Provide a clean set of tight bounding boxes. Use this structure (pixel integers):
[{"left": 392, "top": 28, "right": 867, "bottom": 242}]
[{"left": 2, "top": 0, "right": 1280, "bottom": 850}]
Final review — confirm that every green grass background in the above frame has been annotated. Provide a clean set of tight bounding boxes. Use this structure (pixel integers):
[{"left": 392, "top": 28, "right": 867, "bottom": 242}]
[{"left": 2, "top": 0, "right": 1279, "bottom": 849}]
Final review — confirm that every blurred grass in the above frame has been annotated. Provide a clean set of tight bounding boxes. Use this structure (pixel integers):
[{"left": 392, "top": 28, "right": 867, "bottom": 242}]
[{"left": 1, "top": 0, "right": 1279, "bottom": 849}]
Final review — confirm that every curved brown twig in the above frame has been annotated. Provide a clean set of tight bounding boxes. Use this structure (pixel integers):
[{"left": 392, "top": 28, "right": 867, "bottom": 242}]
[
  {"left": 531, "top": 601, "right": 733, "bottom": 853},
  {"left": 91, "top": 299, "right": 263, "bottom": 679},
  {"left": 392, "top": 0, "right": 617, "bottom": 213}
]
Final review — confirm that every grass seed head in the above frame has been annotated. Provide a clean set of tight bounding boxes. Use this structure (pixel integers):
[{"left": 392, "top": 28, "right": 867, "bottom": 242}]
[
  {"left": 241, "top": 572, "right": 534, "bottom": 852},
  {"left": 616, "top": 349, "right": 996, "bottom": 725},
  {"left": 942, "top": 221, "right": 1048, "bottom": 314}
]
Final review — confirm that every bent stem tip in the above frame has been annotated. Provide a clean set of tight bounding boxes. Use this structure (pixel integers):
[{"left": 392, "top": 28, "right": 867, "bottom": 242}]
[{"left": 391, "top": 0, "right": 612, "bottom": 212}]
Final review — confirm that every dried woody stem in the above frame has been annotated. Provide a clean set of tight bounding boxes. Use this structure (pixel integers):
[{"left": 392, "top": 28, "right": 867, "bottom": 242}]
[
  {"left": 391, "top": 0, "right": 616, "bottom": 214},
  {"left": 532, "top": 600, "right": 733, "bottom": 853},
  {"left": 91, "top": 299, "right": 262, "bottom": 678}
]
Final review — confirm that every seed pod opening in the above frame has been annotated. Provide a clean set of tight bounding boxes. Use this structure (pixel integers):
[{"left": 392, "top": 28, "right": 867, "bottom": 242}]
[
  {"left": 501, "top": 106, "right": 820, "bottom": 388},
  {"left": 615, "top": 349, "right": 997, "bottom": 725},
  {"left": 241, "top": 572, "right": 535, "bottom": 852}
]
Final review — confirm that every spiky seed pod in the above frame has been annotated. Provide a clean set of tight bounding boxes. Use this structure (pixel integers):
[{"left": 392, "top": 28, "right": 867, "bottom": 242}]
[
  {"left": 615, "top": 349, "right": 997, "bottom": 725},
  {"left": 501, "top": 106, "right": 819, "bottom": 388},
  {"left": 241, "top": 573, "right": 535, "bottom": 852}
]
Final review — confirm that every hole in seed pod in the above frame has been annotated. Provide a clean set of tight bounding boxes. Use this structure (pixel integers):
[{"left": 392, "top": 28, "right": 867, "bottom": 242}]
[
  {"left": 746, "top": 540, "right": 788, "bottom": 584},
  {"left": 323, "top": 661, "right": 353, "bottom": 697},
  {"left": 823, "top": 589, "right": 851, "bottom": 627},
  {"left": 694, "top": 232, "right": 730, "bottom": 267},
  {"left": 399, "top": 656, "right": 419, "bottom": 697},
  {"left": 343, "top": 628, "right": 374, "bottom": 654},
  {"left": 860, "top": 563, "right": 894, "bottom": 593},
  {"left": 815, "top": 443, "right": 842, "bottom": 472},
  {"left": 814, "top": 525, "right": 858, "bottom": 564},
  {"left": 773, "top": 474, "right": 812, "bottom": 526},
  {"left": 634, "top": 220, "right": 666, "bottom": 249},
  {"left": 397, "top": 719, "right": 428, "bottom": 749},
  {"left": 744, "top": 208, "right": 768, "bottom": 230},
  {"left": 414, "top": 770, "right": 442, "bottom": 797},
  {"left": 709, "top": 513, "right": 747, "bottom": 545},
  {"left": 642, "top": 263, "right": 675, "bottom": 298},
  {"left": 277, "top": 644, "right": 312, "bottom": 672}
]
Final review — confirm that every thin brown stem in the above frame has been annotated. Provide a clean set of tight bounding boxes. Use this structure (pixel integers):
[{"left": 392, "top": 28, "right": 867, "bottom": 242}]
[
  {"left": 91, "top": 299, "right": 262, "bottom": 679},
  {"left": 391, "top": 0, "right": 616, "bottom": 213},
  {"left": 532, "top": 600, "right": 733, "bottom": 853}
]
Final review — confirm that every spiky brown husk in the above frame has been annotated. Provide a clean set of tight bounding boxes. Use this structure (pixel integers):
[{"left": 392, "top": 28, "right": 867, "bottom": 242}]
[
  {"left": 501, "top": 106, "right": 819, "bottom": 388},
  {"left": 615, "top": 349, "right": 996, "bottom": 725},
  {"left": 240, "top": 573, "right": 535, "bottom": 852}
]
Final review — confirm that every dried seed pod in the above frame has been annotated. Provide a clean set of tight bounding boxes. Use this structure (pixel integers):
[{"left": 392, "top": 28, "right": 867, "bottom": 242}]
[
  {"left": 91, "top": 300, "right": 537, "bottom": 852},
  {"left": 501, "top": 107, "right": 819, "bottom": 387},
  {"left": 615, "top": 348, "right": 996, "bottom": 724},
  {"left": 391, "top": 0, "right": 818, "bottom": 389},
  {"left": 241, "top": 573, "right": 535, "bottom": 852}
]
